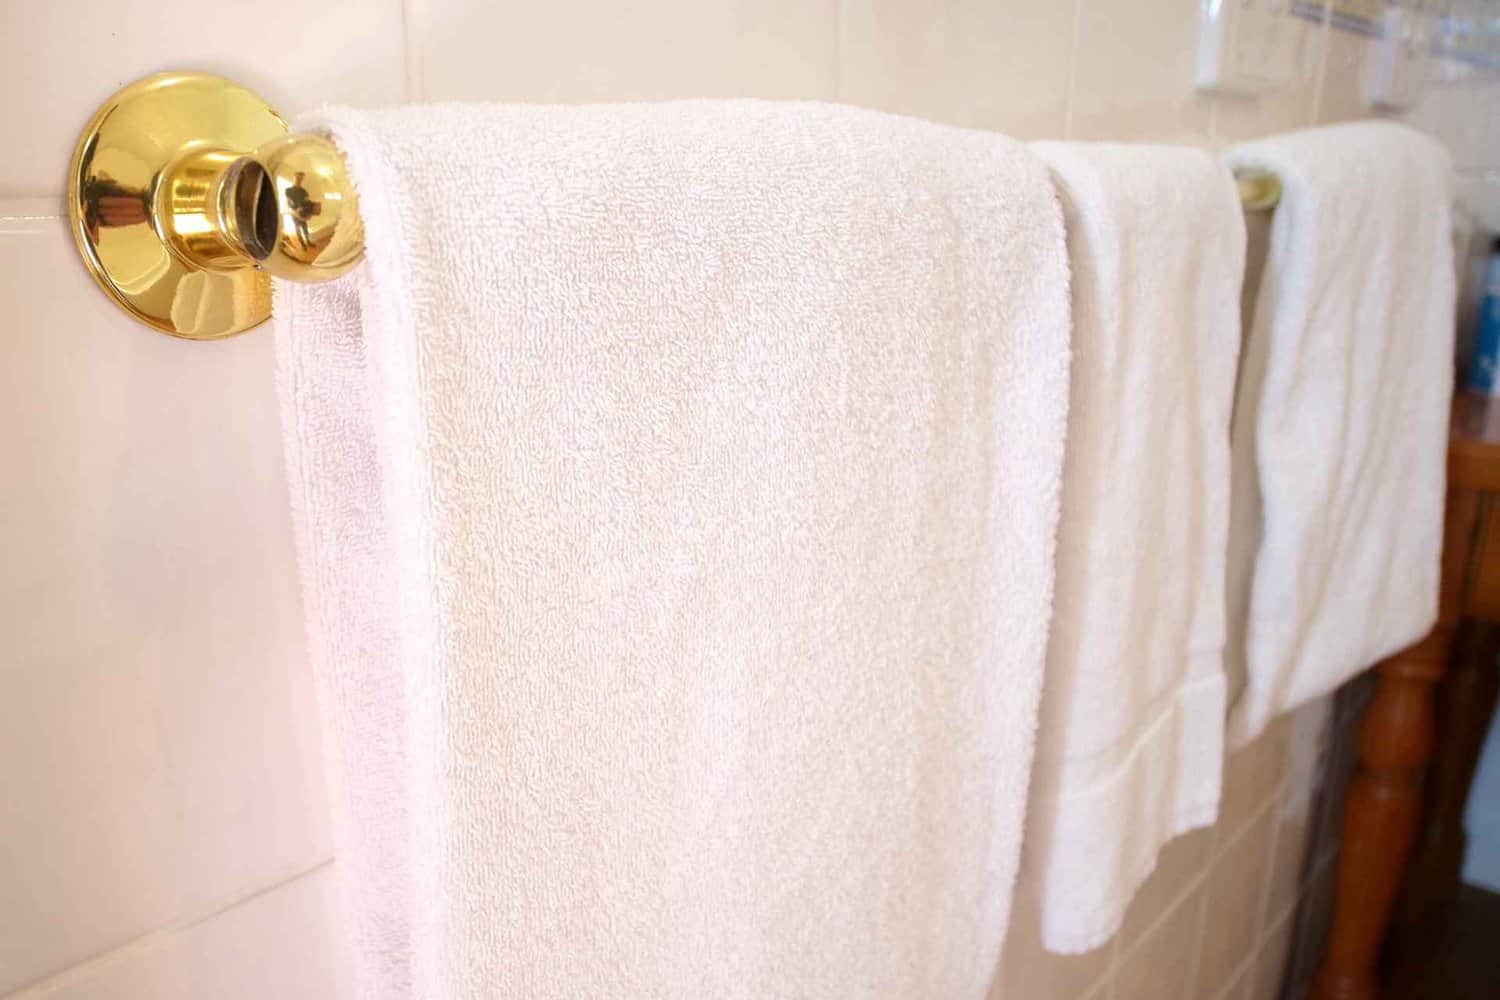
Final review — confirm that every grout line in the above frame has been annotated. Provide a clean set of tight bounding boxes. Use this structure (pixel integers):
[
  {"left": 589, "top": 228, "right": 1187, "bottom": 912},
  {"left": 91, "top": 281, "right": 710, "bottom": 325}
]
[
  {"left": 1214, "top": 951, "right": 1256, "bottom": 1000},
  {"left": 1061, "top": 0, "right": 1084, "bottom": 139},
  {"left": 832, "top": 0, "right": 846, "bottom": 103},
  {"left": 1194, "top": 791, "right": 1281, "bottom": 996},
  {"left": 1266, "top": 900, "right": 1298, "bottom": 938},
  {"left": 1307, "top": 0, "right": 1334, "bottom": 126},
  {"left": 1104, "top": 922, "right": 1121, "bottom": 1000},
  {"left": 1108, "top": 786, "right": 1285, "bottom": 982},
  {"left": 1247, "top": 777, "right": 1289, "bottom": 970},
  {"left": 0, "top": 196, "right": 64, "bottom": 222},
  {"left": 1, "top": 859, "right": 335, "bottom": 999},
  {"left": 1118, "top": 863, "right": 1210, "bottom": 966},
  {"left": 1186, "top": 862, "right": 1212, "bottom": 999},
  {"left": 401, "top": 0, "right": 425, "bottom": 103}
]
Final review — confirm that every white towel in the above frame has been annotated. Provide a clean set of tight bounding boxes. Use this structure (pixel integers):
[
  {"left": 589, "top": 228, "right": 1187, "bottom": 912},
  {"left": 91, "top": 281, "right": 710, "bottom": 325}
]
[
  {"left": 1225, "top": 123, "right": 1456, "bottom": 747},
  {"left": 1021, "top": 142, "right": 1244, "bottom": 954},
  {"left": 275, "top": 102, "right": 1073, "bottom": 1000}
]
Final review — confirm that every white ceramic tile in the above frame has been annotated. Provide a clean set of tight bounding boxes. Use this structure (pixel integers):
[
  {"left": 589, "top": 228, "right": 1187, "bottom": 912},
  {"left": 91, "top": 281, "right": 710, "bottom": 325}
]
[
  {"left": 1402, "top": 66, "right": 1500, "bottom": 172},
  {"left": 411, "top": 0, "right": 837, "bottom": 104},
  {"left": 1070, "top": 0, "right": 1213, "bottom": 142},
  {"left": 1118, "top": 826, "right": 1214, "bottom": 953},
  {"left": 990, "top": 878, "right": 1112, "bottom": 1000},
  {"left": 1262, "top": 701, "right": 1329, "bottom": 927},
  {"left": 1116, "top": 884, "right": 1204, "bottom": 1000},
  {"left": 0, "top": 1, "right": 406, "bottom": 199},
  {"left": 837, "top": 0, "right": 1074, "bottom": 137},
  {"left": 1215, "top": 959, "right": 1253, "bottom": 1000},
  {"left": 1212, "top": 8, "right": 1326, "bottom": 145},
  {"left": 1193, "top": 807, "right": 1276, "bottom": 998},
  {"left": 1249, "top": 909, "right": 1295, "bottom": 1000},
  {"left": 1315, "top": 25, "right": 1376, "bottom": 125},
  {"left": 0, "top": 219, "right": 331, "bottom": 992},
  {"left": 1456, "top": 174, "right": 1500, "bottom": 232},
  {"left": 1219, "top": 714, "right": 1292, "bottom": 840},
  {"left": 10, "top": 866, "right": 352, "bottom": 1000}
]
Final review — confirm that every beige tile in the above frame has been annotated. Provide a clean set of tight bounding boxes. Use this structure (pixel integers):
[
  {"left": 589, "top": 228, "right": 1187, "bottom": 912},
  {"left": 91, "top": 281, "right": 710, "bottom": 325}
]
[
  {"left": 1215, "top": 959, "right": 1253, "bottom": 1000},
  {"left": 16, "top": 867, "right": 352, "bottom": 1000},
  {"left": 1402, "top": 62, "right": 1500, "bottom": 172},
  {"left": 1250, "top": 909, "right": 1295, "bottom": 1000},
  {"left": 412, "top": 0, "right": 838, "bottom": 104},
  {"left": 1069, "top": 0, "right": 1213, "bottom": 142},
  {"left": 1119, "top": 826, "right": 1214, "bottom": 953},
  {"left": 0, "top": 0, "right": 406, "bottom": 199},
  {"left": 1316, "top": 26, "right": 1376, "bottom": 125},
  {"left": 1116, "top": 885, "right": 1205, "bottom": 1000},
  {"left": 837, "top": 0, "right": 1074, "bottom": 137},
  {"left": 1263, "top": 802, "right": 1313, "bottom": 931},
  {"left": 1219, "top": 715, "right": 1292, "bottom": 840},
  {"left": 991, "top": 882, "right": 1112, "bottom": 1000},
  {"left": 1212, "top": 8, "right": 1326, "bottom": 144},
  {"left": 1262, "top": 700, "right": 1330, "bottom": 924},
  {"left": 1456, "top": 174, "right": 1500, "bottom": 232},
  {"left": 1192, "top": 807, "right": 1275, "bottom": 998},
  {"left": 0, "top": 219, "right": 331, "bottom": 991},
  {"left": 1283, "top": 698, "right": 1333, "bottom": 826}
]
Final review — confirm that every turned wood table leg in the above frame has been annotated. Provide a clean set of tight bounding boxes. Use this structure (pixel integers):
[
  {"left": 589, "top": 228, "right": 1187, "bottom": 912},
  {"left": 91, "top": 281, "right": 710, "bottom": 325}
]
[
  {"left": 1310, "top": 487, "right": 1482, "bottom": 999},
  {"left": 1310, "top": 634, "right": 1450, "bottom": 1000},
  {"left": 1397, "top": 621, "right": 1500, "bottom": 930}
]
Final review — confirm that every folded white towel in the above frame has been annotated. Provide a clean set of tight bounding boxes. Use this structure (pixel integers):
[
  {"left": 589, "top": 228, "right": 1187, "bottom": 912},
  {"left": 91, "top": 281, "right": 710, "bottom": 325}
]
[
  {"left": 276, "top": 101, "right": 1073, "bottom": 999},
  {"left": 1225, "top": 123, "right": 1456, "bottom": 747},
  {"left": 1021, "top": 142, "right": 1243, "bottom": 954}
]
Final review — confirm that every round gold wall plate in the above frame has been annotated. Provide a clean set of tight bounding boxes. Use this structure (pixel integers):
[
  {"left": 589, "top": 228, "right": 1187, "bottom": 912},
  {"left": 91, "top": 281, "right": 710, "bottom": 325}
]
[{"left": 68, "top": 72, "right": 290, "bottom": 339}]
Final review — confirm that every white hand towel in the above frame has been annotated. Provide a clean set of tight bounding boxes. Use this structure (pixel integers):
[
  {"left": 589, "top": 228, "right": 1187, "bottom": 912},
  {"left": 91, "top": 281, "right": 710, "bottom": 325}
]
[
  {"left": 1225, "top": 123, "right": 1456, "bottom": 747},
  {"left": 1021, "top": 142, "right": 1244, "bottom": 954},
  {"left": 275, "top": 102, "right": 1073, "bottom": 1000}
]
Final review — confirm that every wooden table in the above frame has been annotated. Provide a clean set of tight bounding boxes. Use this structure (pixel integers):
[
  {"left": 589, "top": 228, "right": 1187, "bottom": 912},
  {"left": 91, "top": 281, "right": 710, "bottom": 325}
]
[{"left": 1312, "top": 392, "right": 1500, "bottom": 999}]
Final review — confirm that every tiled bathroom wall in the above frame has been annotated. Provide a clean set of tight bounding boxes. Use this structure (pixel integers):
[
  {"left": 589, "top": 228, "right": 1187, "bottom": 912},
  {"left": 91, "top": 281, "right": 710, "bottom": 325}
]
[{"left": 2, "top": 2, "right": 1496, "bottom": 997}]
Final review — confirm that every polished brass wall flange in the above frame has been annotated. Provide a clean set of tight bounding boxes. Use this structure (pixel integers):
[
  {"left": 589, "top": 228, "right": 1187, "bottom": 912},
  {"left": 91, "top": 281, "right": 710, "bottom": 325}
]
[
  {"left": 1234, "top": 167, "right": 1283, "bottom": 213},
  {"left": 68, "top": 71, "right": 364, "bottom": 340}
]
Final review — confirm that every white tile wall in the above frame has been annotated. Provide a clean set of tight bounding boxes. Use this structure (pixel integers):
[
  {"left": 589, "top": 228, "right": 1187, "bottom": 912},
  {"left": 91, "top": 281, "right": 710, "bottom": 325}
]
[
  {"left": 3, "top": 1, "right": 1497, "bottom": 997},
  {"left": 836, "top": 0, "right": 1076, "bottom": 136},
  {"left": 7, "top": 867, "right": 351, "bottom": 1000},
  {"left": 1069, "top": 0, "right": 1214, "bottom": 143},
  {"left": 0, "top": 1, "right": 407, "bottom": 200},
  {"left": 0, "top": 219, "right": 332, "bottom": 994}
]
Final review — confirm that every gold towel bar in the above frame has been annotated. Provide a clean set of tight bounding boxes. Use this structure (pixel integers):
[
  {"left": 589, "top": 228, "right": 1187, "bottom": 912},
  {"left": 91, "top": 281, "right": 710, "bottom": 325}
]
[
  {"left": 70, "top": 71, "right": 1282, "bottom": 341},
  {"left": 1235, "top": 168, "right": 1282, "bottom": 213},
  {"left": 69, "top": 71, "right": 363, "bottom": 340}
]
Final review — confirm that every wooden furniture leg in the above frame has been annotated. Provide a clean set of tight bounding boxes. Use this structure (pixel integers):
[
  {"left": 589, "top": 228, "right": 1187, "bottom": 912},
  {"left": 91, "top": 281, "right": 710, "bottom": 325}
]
[
  {"left": 1310, "top": 488, "right": 1480, "bottom": 1000},
  {"left": 1397, "top": 621, "right": 1500, "bottom": 930},
  {"left": 1309, "top": 634, "right": 1451, "bottom": 1000}
]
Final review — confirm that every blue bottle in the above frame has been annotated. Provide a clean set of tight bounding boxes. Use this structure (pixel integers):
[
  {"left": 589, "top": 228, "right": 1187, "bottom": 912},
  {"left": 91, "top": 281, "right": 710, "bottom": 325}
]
[{"left": 1467, "top": 236, "right": 1500, "bottom": 396}]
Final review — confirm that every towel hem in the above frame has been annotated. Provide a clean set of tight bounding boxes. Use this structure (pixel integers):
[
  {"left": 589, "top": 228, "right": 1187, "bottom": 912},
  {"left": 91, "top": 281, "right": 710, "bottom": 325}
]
[{"left": 1037, "top": 664, "right": 1227, "bottom": 955}]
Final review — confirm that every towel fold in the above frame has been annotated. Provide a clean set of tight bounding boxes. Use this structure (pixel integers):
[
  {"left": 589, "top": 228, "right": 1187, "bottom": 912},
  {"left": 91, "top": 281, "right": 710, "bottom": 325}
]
[
  {"left": 276, "top": 101, "right": 1073, "bottom": 999},
  {"left": 1225, "top": 122, "right": 1456, "bottom": 747},
  {"left": 1021, "top": 142, "right": 1244, "bottom": 954}
]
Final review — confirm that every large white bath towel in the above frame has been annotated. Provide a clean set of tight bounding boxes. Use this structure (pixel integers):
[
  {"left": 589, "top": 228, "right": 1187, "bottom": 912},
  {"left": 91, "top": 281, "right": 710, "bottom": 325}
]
[
  {"left": 1021, "top": 142, "right": 1243, "bottom": 954},
  {"left": 275, "top": 102, "right": 1073, "bottom": 1000},
  {"left": 1225, "top": 123, "right": 1456, "bottom": 746}
]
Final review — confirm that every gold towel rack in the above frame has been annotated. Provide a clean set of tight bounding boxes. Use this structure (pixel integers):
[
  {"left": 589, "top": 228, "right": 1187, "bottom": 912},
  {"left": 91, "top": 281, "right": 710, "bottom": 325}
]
[
  {"left": 70, "top": 71, "right": 1282, "bottom": 341},
  {"left": 69, "top": 71, "right": 364, "bottom": 340},
  {"left": 1235, "top": 167, "right": 1282, "bottom": 213}
]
